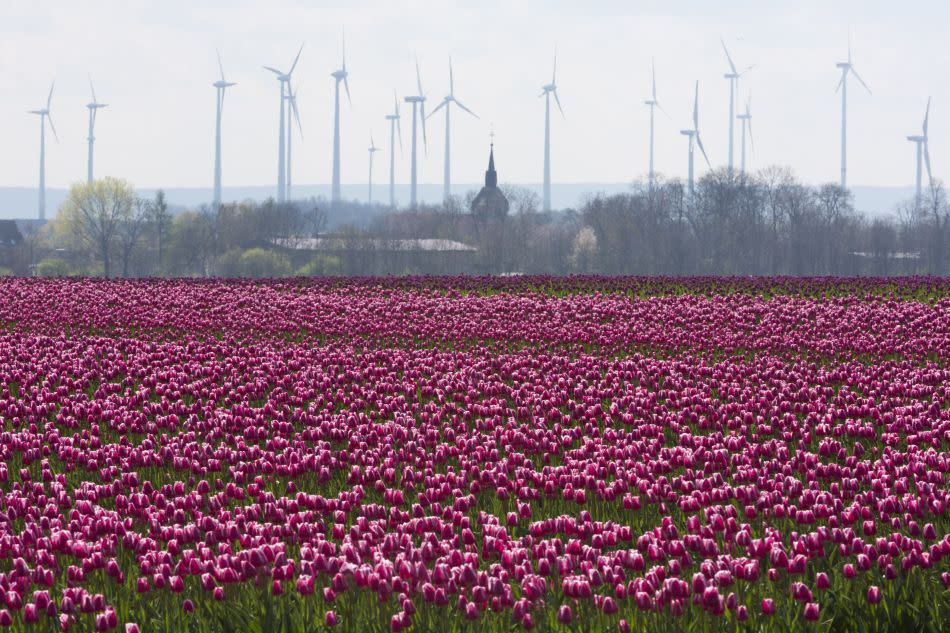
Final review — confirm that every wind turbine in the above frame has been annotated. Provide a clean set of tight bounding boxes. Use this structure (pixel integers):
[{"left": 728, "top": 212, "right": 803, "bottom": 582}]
[
  {"left": 540, "top": 48, "right": 563, "bottom": 212},
  {"left": 330, "top": 33, "right": 351, "bottom": 207},
  {"left": 86, "top": 79, "right": 108, "bottom": 184},
  {"left": 368, "top": 134, "right": 380, "bottom": 204},
  {"left": 385, "top": 91, "right": 403, "bottom": 209},
  {"left": 721, "top": 38, "right": 754, "bottom": 173},
  {"left": 736, "top": 96, "right": 754, "bottom": 175},
  {"left": 285, "top": 82, "right": 303, "bottom": 202},
  {"left": 30, "top": 83, "right": 57, "bottom": 221},
  {"left": 835, "top": 35, "right": 871, "bottom": 189},
  {"left": 680, "top": 81, "right": 709, "bottom": 195},
  {"left": 907, "top": 97, "right": 932, "bottom": 206},
  {"left": 644, "top": 58, "right": 668, "bottom": 188},
  {"left": 404, "top": 61, "right": 427, "bottom": 209},
  {"left": 427, "top": 58, "right": 478, "bottom": 203},
  {"left": 212, "top": 51, "right": 236, "bottom": 210},
  {"left": 264, "top": 43, "right": 304, "bottom": 203}
]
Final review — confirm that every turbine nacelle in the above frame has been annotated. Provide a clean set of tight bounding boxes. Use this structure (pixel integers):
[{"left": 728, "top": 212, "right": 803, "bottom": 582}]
[
  {"left": 213, "top": 81, "right": 237, "bottom": 89},
  {"left": 907, "top": 135, "right": 926, "bottom": 143}
]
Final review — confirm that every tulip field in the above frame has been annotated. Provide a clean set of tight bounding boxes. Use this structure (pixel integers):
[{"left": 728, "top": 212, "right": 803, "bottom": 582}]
[{"left": 0, "top": 276, "right": 947, "bottom": 633}]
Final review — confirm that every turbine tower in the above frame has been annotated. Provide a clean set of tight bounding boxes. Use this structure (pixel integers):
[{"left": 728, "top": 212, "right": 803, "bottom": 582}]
[
  {"left": 330, "top": 33, "right": 351, "bottom": 207},
  {"left": 264, "top": 43, "right": 303, "bottom": 203},
  {"left": 907, "top": 97, "right": 932, "bottom": 206},
  {"left": 427, "top": 58, "right": 478, "bottom": 203},
  {"left": 721, "top": 38, "right": 754, "bottom": 173},
  {"left": 212, "top": 51, "right": 236, "bottom": 210},
  {"left": 86, "top": 79, "right": 108, "bottom": 184},
  {"left": 736, "top": 97, "right": 754, "bottom": 175},
  {"left": 385, "top": 91, "right": 403, "bottom": 209},
  {"left": 540, "top": 49, "right": 563, "bottom": 212},
  {"left": 285, "top": 83, "right": 303, "bottom": 202},
  {"left": 835, "top": 36, "right": 871, "bottom": 189},
  {"left": 643, "top": 58, "right": 667, "bottom": 188},
  {"left": 404, "top": 62, "right": 427, "bottom": 209},
  {"left": 679, "top": 81, "right": 709, "bottom": 195},
  {"left": 30, "top": 83, "right": 57, "bottom": 221},
  {"left": 368, "top": 134, "right": 380, "bottom": 204}
]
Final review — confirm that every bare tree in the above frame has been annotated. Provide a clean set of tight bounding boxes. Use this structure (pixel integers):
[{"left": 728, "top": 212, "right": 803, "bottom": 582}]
[{"left": 151, "top": 189, "right": 171, "bottom": 276}]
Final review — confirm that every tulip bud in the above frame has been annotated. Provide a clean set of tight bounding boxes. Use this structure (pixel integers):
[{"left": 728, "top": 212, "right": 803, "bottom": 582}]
[{"left": 557, "top": 605, "right": 572, "bottom": 624}]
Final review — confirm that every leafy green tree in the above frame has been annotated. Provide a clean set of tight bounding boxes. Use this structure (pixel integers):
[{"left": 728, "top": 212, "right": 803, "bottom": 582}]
[{"left": 54, "top": 177, "right": 136, "bottom": 277}]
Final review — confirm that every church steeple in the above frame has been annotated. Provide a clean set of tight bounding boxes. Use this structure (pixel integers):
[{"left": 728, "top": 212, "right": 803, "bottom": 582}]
[
  {"left": 485, "top": 144, "right": 497, "bottom": 188},
  {"left": 471, "top": 140, "right": 509, "bottom": 220}
]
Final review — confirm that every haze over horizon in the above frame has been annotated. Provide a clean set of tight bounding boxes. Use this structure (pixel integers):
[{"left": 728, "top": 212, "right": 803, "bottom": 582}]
[{"left": 1, "top": 0, "right": 946, "bottom": 199}]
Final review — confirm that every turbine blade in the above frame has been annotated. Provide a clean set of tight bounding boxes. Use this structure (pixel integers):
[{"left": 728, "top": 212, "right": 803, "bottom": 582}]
[
  {"left": 835, "top": 72, "right": 844, "bottom": 93},
  {"left": 720, "top": 38, "right": 737, "bottom": 74},
  {"left": 454, "top": 98, "right": 478, "bottom": 118},
  {"left": 344, "top": 76, "right": 352, "bottom": 105},
  {"left": 552, "top": 45, "right": 557, "bottom": 84},
  {"left": 850, "top": 67, "right": 871, "bottom": 94},
  {"left": 554, "top": 89, "right": 564, "bottom": 116},
  {"left": 341, "top": 29, "right": 346, "bottom": 72},
  {"left": 923, "top": 96, "right": 931, "bottom": 136},
  {"left": 924, "top": 142, "right": 933, "bottom": 184},
  {"left": 748, "top": 117, "right": 755, "bottom": 152},
  {"left": 739, "top": 63, "right": 756, "bottom": 76},
  {"left": 217, "top": 48, "right": 226, "bottom": 82},
  {"left": 449, "top": 57, "right": 454, "bottom": 95},
  {"left": 47, "top": 114, "right": 59, "bottom": 143},
  {"left": 290, "top": 92, "right": 303, "bottom": 136},
  {"left": 427, "top": 99, "right": 447, "bottom": 119},
  {"left": 289, "top": 43, "right": 304, "bottom": 75},
  {"left": 89, "top": 77, "right": 97, "bottom": 103},
  {"left": 421, "top": 103, "right": 428, "bottom": 149},
  {"left": 47, "top": 82, "right": 54, "bottom": 110},
  {"left": 696, "top": 132, "right": 710, "bottom": 167},
  {"left": 657, "top": 102, "right": 673, "bottom": 120},
  {"left": 692, "top": 80, "right": 699, "bottom": 129},
  {"left": 263, "top": 66, "right": 282, "bottom": 75},
  {"left": 397, "top": 116, "right": 403, "bottom": 153},
  {"left": 651, "top": 57, "right": 657, "bottom": 101}
]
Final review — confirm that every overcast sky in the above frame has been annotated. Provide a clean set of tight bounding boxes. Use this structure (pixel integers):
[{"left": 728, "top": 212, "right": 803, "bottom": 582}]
[{"left": 0, "top": 0, "right": 946, "bottom": 193}]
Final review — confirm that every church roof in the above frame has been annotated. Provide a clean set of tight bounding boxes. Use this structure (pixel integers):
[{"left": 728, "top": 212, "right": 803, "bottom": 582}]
[{"left": 471, "top": 144, "right": 509, "bottom": 220}]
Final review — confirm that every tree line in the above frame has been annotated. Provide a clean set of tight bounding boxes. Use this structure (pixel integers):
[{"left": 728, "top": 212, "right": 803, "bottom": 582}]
[{"left": 12, "top": 168, "right": 949, "bottom": 277}]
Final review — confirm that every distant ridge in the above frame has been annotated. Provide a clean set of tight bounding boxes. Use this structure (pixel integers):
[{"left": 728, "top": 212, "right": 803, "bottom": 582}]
[{"left": 0, "top": 183, "right": 916, "bottom": 220}]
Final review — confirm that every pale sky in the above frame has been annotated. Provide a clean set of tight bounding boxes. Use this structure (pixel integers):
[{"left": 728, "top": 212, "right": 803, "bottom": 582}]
[{"left": 0, "top": 0, "right": 946, "bottom": 193}]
